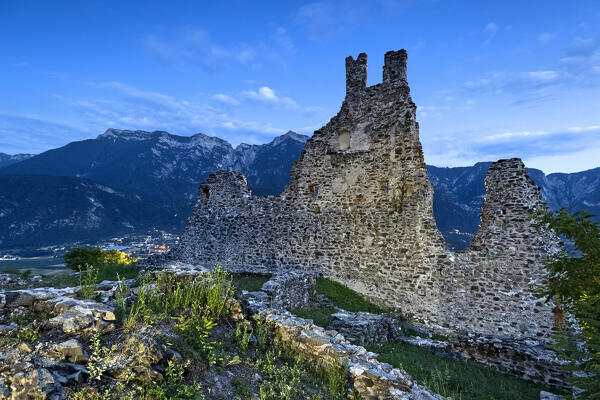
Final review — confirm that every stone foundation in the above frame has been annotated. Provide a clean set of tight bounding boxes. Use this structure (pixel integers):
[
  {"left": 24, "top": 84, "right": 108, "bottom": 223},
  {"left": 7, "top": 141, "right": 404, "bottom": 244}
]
[
  {"left": 330, "top": 310, "right": 402, "bottom": 346},
  {"left": 260, "top": 270, "right": 315, "bottom": 309}
]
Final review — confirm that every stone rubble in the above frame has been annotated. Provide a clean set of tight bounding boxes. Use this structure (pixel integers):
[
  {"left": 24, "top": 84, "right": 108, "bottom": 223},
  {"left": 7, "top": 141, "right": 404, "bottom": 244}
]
[
  {"left": 0, "top": 280, "right": 139, "bottom": 400},
  {"left": 330, "top": 310, "right": 402, "bottom": 346},
  {"left": 260, "top": 270, "right": 315, "bottom": 309},
  {"left": 329, "top": 308, "right": 568, "bottom": 387}
]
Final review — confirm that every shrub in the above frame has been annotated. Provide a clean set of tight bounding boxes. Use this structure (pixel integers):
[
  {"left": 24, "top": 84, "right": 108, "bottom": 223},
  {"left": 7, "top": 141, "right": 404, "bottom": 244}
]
[
  {"left": 64, "top": 247, "right": 104, "bottom": 270},
  {"left": 103, "top": 250, "right": 136, "bottom": 265},
  {"left": 64, "top": 247, "right": 136, "bottom": 271},
  {"left": 534, "top": 209, "right": 600, "bottom": 398}
]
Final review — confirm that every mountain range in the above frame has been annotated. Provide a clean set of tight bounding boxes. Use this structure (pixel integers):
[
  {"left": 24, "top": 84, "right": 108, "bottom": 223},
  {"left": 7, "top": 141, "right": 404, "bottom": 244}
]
[
  {"left": 0, "top": 153, "right": 34, "bottom": 168},
  {"left": 1, "top": 129, "right": 598, "bottom": 250},
  {"left": 0, "top": 129, "right": 308, "bottom": 248}
]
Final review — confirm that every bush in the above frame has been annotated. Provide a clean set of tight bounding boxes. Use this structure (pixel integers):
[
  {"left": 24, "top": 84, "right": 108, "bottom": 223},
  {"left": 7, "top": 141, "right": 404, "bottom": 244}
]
[
  {"left": 64, "top": 247, "right": 136, "bottom": 270},
  {"left": 64, "top": 247, "right": 104, "bottom": 270}
]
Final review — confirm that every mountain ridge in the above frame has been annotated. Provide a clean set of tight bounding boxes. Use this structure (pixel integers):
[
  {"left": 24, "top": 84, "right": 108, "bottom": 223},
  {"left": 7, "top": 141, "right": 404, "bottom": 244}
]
[
  {"left": 1, "top": 130, "right": 598, "bottom": 250},
  {"left": 0, "top": 152, "right": 35, "bottom": 168}
]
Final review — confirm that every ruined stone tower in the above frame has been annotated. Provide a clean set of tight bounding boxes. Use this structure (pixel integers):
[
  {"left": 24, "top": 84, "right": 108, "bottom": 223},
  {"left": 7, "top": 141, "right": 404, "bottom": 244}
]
[{"left": 173, "top": 50, "right": 559, "bottom": 342}]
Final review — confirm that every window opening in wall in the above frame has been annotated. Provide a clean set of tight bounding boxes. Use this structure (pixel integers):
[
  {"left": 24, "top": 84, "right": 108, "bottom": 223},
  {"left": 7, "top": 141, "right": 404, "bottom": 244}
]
[
  {"left": 309, "top": 184, "right": 318, "bottom": 196},
  {"left": 202, "top": 187, "right": 211, "bottom": 199},
  {"left": 379, "top": 180, "right": 388, "bottom": 192},
  {"left": 338, "top": 130, "right": 350, "bottom": 150}
]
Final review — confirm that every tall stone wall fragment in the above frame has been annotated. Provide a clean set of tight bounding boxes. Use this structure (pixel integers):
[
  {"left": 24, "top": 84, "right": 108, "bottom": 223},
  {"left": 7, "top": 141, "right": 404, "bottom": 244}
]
[{"left": 172, "top": 50, "right": 560, "bottom": 342}]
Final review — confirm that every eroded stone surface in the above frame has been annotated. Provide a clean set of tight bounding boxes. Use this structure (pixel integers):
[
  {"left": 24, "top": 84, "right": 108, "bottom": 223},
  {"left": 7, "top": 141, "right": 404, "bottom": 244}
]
[
  {"left": 54, "top": 339, "right": 87, "bottom": 363},
  {"left": 330, "top": 310, "right": 402, "bottom": 346},
  {"left": 261, "top": 270, "right": 315, "bottom": 309}
]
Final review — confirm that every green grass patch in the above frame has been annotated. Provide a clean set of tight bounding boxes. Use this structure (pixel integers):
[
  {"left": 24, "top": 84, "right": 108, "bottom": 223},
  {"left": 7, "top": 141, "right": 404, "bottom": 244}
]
[
  {"left": 45, "top": 263, "right": 140, "bottom": 287},
  {"left": 231, "top": 272, "right": 271, "bottom": 292},
  {"left": 368, "top": 341, "right": 558, "bottom": 400},
  {"left": 232, "top": 376, "right": 251, "bottom": 397},
  {"left": 288, "top": 305, "right": 337, "bottom": 328},
  {"left": 316, "top": 277, "right": 388, "bottom": 314}
]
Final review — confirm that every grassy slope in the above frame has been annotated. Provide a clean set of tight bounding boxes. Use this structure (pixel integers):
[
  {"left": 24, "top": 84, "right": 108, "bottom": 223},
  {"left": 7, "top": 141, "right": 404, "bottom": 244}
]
[{"left": 369, "top": 340, "right": 559, "bottom": 400}]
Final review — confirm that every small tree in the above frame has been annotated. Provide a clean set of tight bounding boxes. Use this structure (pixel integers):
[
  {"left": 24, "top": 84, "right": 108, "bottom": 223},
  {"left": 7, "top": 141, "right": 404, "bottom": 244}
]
[
  {"left": 64, "top": 247, "right": 104, "bottom": 271},
  {"left": 102, "top": 249, "right": 136, "bottom": 265},
  {"left": 535, "top": 209, "right": 600, "bottom": 398}
]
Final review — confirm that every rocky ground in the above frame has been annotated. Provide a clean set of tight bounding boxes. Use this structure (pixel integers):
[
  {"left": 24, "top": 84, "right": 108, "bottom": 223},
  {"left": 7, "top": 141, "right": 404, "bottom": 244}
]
[
  {"left": 0, "top": 266, "right": 568, "bottom": 400},
  {"left": 0, "top": 268, "right": 350, "bottom": 400}
]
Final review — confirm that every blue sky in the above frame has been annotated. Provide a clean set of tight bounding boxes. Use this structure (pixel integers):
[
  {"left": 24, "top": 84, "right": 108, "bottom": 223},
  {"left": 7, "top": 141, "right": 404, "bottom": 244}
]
[{"left": 1, "top": 0, "right": 599, "bottom": 173}]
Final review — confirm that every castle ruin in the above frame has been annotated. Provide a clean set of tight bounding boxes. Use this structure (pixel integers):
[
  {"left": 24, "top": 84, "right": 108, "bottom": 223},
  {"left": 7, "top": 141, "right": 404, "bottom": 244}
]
[{"left": 171, "top": 50, "right": 561, "bottom": 342}]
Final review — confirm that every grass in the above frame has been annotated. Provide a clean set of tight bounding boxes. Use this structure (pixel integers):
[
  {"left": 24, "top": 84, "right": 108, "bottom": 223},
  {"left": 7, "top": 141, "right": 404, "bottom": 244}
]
[
  {"left": 288, "top": 277, "right": 389, "bottom": 328},
  {"left": 231, "top": 272, "right": 271, "bottom": 292},
  {"left": 1, "top": 269, "right": 32, "bottom": 279},
  {"left": 125, "top": 266, "right": 233, "bottom": 328},
  {"left": 44, "top": 263, "right": 140, "bottom": 287},
  {"left": 315, "top": 277, "right": 389, "bottom": 314},
  {"left": 231, "top": 377, "right": 251, "bottom": 397},
  {"left": 368, "top": 341, "right": 560, "bottom": 400},
  {"left": 288, "top": 305, "right": 337, "bottom": 328}
]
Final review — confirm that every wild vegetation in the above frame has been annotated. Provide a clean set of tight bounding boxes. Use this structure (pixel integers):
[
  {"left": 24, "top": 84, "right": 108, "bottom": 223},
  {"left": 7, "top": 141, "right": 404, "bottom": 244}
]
[
  {"left": 58, "top": 267, "right": 352, "bottom": 399},
  {"left": 64, "top": 247, "right": 136, "bottom": 271},
  {"left": 368, "top": 341, "right": 557, "bottom": 400},
  {"left": 534, "top": 209, "right": 600, "bottom": 399},
  {"left": 289, "top": 277, "right": 389, "bottom": 327}
]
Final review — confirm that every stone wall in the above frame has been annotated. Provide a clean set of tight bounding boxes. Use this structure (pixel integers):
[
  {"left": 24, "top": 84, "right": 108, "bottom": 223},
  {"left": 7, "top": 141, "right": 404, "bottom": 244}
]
[{"left": 169, "top": 50, "right": 560, "bottom": 342}]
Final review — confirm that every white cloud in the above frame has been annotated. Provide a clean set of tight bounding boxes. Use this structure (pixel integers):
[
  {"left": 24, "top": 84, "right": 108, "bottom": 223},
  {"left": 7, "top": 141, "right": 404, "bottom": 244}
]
[
  {"left": 524, "top": 70, "right": 558, "bottom": 81},
  {"left": 212, "top": 94, "right": 239, "bottom": 105},
  {"left": 240, "top": 86, "right": 299, "bottom": 109},
  {"left": 567, "top": 125, "right": 600, "bottom": 132},
  {"left": 422, "top": 124, "right": 600, "bottom": 173},
  {"left": 538, "top": 32, "right": 555, "bottom": 44},
  {"left": 484, "top": 22, "right": 499, "bottom": 36},
  {"left": 525, "top": 146, "right": 600, "bottom": 173},
  {"left": 143, "top": 27, "right": 294, "bottom": 70}
]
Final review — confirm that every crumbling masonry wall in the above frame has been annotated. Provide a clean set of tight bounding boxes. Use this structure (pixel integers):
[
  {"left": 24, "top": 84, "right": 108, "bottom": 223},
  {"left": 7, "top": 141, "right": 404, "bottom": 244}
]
[{"left": 173, "top": 50, "right": 560, "bottom": 341}]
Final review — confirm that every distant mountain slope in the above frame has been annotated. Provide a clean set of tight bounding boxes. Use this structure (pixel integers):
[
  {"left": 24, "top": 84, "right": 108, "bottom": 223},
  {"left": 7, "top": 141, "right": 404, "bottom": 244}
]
[
  {"left": 0, "top": 129, "right": 309, "bottom": 248},
  {"left": 426, "top": 163, "right": 491, "bottom": 250},
  {"left": 0, "top": 175, "right": 172, "bottom": 248},
  {"left": 0, "top": 153, "right": 34, "bottom": 168},
  {"left": 427, "top": 164, "right": 600, "bottom": 250},
  {"left": 1, "top": 128, "right": 308, "bottom": 207},
  {"left": 1, "top": 130, "right": 597, "bottom": 250}
]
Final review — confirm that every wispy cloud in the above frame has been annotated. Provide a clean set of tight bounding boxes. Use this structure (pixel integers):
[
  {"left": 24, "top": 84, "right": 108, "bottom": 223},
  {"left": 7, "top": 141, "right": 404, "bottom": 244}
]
[
  {"left": 484, "top": 22, "right": 499, "bottom": 36},
  {"left": 538, "top": 32, "right": 556, "bottom": 44},
  {"left": 143, "top": 26, "right": 294, "bottom": 70},
  {"left": 0, "top": 79, "right": 325, "bottom": 153},
  {"left": 417, "top": 99, "right": 473, "bottom": 119},
  {"left": 0, "top": 111, "right": 90, "bottom": 154},
  {"left": 294, "top": 0, "right": 410, "bottom": 40},
  {"left": 461, "top": 37, "right": 600, "bottom": 105},
  {"left": 213, "top": 85, "right": 322, "bottom": 114},
  {"left": 424, "top": 124, "right": 600, "bottom": 171},
  {"left": 211, "top": 94, "right": 239, "bottom": 106}
]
